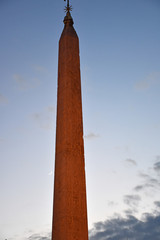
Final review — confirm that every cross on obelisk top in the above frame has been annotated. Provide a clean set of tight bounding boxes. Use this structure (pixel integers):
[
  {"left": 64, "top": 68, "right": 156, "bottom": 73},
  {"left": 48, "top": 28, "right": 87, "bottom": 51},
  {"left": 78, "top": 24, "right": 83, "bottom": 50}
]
[{"left": 64, "top": 0, "right": 72, "bottom": 12}]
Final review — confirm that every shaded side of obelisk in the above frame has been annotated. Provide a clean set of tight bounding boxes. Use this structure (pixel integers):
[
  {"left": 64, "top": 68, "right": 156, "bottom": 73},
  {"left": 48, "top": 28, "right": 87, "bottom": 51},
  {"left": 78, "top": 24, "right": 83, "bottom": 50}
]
[{"left": 51, "top": 10, "right": 88, "bottom": 240}]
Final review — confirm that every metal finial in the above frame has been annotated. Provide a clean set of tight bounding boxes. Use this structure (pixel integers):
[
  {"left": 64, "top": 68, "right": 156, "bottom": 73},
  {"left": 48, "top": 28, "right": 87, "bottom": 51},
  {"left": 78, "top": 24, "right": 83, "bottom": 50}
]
[{"left": 64, "top": 0, "right": 72, "bottom": 12}]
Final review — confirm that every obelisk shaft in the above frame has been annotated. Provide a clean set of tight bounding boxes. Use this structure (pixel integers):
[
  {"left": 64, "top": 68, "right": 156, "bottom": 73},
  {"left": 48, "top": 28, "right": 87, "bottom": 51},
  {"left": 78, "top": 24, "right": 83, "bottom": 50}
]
[{"left": 52, "top": 13, "right": 88, "bottom": 240}]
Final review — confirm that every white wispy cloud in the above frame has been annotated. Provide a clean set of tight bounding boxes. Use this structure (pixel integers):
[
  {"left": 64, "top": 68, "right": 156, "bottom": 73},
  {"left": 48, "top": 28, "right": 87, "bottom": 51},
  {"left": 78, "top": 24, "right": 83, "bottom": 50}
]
[
  {"left": 31, "top": 105, "right": 55, "bottom": 130},
  {"left": 135, "top": 72, "right": 160, "bottom": 91},
  {"left": 84, "top": 132, "right": 100, "bottom": 140},
  {"left": 33, "top": 65, "right": 48, "bottom": 74},
  {"left": 0, "top": 138, "right": 4, "bottom": 143},
  {"left": 107, "top": 201, "right": 118, "bottom": 207},
  {"left": 13, "top": 74, "right": 41, "bottom": 90},
  {"left": 46, "top": 106, "right": 55, "bottom": 113},
  {"left": 48, "top": 171, "right": 53, "bottom": 176},
  {"left": 32, "top": 112, "right": 52, "bottom": 130},
  {"left": 0, "top": 93, "right": 8, "bottom": 104}
]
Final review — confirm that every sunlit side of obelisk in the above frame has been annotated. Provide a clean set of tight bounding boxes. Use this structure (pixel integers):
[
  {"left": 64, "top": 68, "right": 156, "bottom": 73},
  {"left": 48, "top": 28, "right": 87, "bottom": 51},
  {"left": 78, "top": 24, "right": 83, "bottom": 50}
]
[{"left": 51, "top": 1, "right": 88, "bottom": 239}]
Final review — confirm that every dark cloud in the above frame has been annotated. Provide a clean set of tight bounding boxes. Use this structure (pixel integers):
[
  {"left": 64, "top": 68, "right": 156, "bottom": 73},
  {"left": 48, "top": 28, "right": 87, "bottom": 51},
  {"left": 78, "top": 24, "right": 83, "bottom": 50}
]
[
  {"left": 124, "top": 195, "right": 141, "bottom": 207},
  {"left": 27, "top": 214, "right": 160, "bottom": 240},
  {"left": 154, "top": 161, "right": 160, "bottom": 173},
  {"left": 150, "top": 178, "right": 159, "bottom": 184},
  {"left": 90, "top": 214, "right": 160, "bottom": 240},
  {"left": 134, "top": 160, "right": 160, "bottom": 193},
  {"left": 134, "top": 180, "right": 159, "bottom": 192},
  {"left": 138, "top": 172, "right": 150, "bottom": 180},
  {"left": 154, "top": 201, "right": 160, "bottom": 209},
  {"left": 134, "top": 167, "right": 160, "bottom": 193},
  {"left": 124, "top": 209, "right": 137, "bottom": 216},
  {"left": 134, "top": 185, "right": 144, "bottom": 191}
]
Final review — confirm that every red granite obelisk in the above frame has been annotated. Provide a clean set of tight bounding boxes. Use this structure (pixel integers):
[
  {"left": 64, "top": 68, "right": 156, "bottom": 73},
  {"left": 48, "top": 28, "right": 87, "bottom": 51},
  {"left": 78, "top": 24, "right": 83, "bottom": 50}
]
[{"left": 51, "top": 2, "right": 88, "bottom": 240}]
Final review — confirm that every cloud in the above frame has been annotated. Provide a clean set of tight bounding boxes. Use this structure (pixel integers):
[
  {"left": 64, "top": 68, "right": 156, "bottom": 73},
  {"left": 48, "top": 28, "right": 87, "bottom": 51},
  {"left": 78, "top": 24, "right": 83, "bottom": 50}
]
[
  {"left": 125, "top": 158, "right": 137, "bottom": 166},
  {"left": 31, "top": 106, "right": 55, "bottom": 130},
  {"left": 0, "top": 138, "right": 5, "bottom": 143},
  {"left": 124, "top": 194, "right": 141, "bottom": 207},
  {"left": 134, "top": 184, "right": 145, "bottom": 191},
  {"left": 27, "top": 214, "right": 160, "bottom": 240},
  {"left": 33, "top": 65, "right": 48, "bottom": 74},
  {"left": 138, "top": 172, "right": 150, "bottom": 179},
  {"left": 0, "top": 93, "right": 8, "bottom": 104},
  {"left": 154, "top": 201, "right": 160, "bottom": 208},
  {"left": 84, "top": 132, "right": 100, "bottom": 140},
  {"left": 134, "top": 178, "right": 159, "bottom": 192},
  {"left": 135, "top": 72, "right": 160, "bottom": 91},
  {"left": 134, "top": 181, "right": 159, "bottom": 193},
  {"left": 48, "top": 171, "right": 53, "bottom": 176},
  {"left": 13, "top": 74, "right": 40, "bottom": 90},
  {"left": 32, "top": 113, "right": 41, "bottom": 120},
  {"left": 124, "top": 209, "right": 137, "bottom": 216},
  {"left": 46, "top": 106, "right": 55, "bottom": 113},
  {"left": 89, "top": 214, "right": 160, "bottom": 240},
  {"left": 32, "top": 112, "right": 52, "bottom": 130},
  {"left": 107, "top": 201, "right": 117, "bottom": 207},
  {"left": 28, "top": 233, "right": 50, "bottom": 240},
  {"left": 154, "top": 161, "right": 160, "bottom": 174},
  {"left": 134, "top": 159, "right": 160, "bottom": 193},
  {"left": 155, "top": 155, "right": 160, "bottom": 161}
]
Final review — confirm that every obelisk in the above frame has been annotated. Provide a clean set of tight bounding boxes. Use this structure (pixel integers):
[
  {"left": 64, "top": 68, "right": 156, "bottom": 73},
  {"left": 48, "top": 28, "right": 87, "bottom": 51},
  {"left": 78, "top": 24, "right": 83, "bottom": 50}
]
[{"left": 51, "top": 1, "right": 88, "bottom": 239}]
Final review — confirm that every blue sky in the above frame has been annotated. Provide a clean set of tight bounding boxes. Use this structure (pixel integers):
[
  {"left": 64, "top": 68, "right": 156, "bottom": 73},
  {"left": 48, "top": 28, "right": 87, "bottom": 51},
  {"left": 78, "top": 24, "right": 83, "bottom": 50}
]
[{"left": 0, "top": 0, "right": 160, "bottom": 239}]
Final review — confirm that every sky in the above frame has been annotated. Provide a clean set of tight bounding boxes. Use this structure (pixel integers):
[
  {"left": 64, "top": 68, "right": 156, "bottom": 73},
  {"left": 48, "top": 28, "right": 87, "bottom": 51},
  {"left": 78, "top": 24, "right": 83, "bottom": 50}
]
[{"left": 0, "top": 0, "right": 160, "bottom": 239}]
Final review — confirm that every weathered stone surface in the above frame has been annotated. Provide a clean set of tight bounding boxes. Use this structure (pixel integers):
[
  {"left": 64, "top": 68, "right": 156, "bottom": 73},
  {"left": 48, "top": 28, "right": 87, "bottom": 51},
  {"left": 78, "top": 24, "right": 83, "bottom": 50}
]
[{"left": 52, "top": 14, "right": 88, "bottom": 240}]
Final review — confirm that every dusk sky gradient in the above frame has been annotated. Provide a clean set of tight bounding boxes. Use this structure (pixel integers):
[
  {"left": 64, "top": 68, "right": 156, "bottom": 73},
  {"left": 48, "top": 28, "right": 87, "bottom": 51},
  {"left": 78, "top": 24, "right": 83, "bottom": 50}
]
[{"left": 0, "top": 0, "right": 160, "bottom": 239}]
